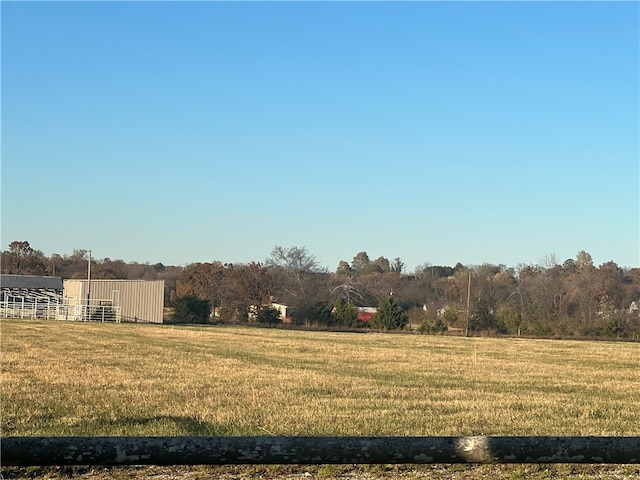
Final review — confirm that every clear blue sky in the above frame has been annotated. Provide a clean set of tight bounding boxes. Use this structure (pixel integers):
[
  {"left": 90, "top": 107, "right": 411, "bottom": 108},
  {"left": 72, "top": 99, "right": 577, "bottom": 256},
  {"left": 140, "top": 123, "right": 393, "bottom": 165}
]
[{"left": 2, "top": 1, "right": 639, "bottom": 271}]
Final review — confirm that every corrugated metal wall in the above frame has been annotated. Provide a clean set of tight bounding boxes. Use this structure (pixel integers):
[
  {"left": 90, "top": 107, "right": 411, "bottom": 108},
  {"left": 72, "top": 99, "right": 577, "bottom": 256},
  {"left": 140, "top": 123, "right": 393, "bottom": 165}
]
[
  {"left": 63, "top": 280, "right": 165, "bottom": 323},
  {"left": 64, "top": 280, "right": 83, "bottom": 300}
]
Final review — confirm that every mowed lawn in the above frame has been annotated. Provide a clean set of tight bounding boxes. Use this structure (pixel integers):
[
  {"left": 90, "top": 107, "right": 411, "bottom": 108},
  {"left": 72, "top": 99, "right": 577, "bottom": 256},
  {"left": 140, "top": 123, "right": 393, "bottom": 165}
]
[{"left": 2, "top": 319, "right": 639, "bottom": 439}]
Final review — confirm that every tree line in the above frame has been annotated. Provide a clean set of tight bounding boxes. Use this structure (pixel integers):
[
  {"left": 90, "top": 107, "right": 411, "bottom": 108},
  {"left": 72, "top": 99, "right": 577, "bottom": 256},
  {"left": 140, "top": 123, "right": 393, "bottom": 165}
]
[{"left": 2, "top": 241, "right": 639, "bottom": 339}]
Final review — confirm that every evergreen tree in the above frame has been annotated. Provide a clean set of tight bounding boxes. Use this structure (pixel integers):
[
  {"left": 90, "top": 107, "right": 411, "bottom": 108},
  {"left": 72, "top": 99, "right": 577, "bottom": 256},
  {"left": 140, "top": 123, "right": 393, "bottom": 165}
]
[
  {"left": 333, "top": 298, "right": 359, "bottom": 327},
  {"left": 256, "top": 305, "right": 281, "bottom": 325},
  {"left": 372, "top": 296, "right": 408, "bottom": 330}
]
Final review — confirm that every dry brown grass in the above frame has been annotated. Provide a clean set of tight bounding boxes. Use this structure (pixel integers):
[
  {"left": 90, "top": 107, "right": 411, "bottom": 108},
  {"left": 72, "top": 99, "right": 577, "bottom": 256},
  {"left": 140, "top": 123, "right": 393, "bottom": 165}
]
[{"left": 2, "top": 319, "right": 639, "bottom": 478}]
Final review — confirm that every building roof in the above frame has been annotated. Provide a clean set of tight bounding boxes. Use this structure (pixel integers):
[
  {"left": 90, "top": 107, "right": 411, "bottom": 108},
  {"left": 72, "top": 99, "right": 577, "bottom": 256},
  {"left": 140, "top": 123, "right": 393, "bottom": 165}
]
[
  {"left": 357, "top": 307, "right": 377, "bottom": 314},
  {"left": 1, "top": 274, "right": 63, "bottom": 290}
]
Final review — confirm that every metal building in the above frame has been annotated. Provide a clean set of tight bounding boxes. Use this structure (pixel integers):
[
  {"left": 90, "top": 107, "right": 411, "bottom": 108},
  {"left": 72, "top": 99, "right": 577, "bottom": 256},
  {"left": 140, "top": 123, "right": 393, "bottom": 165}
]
[
  {"left": 63, "top": 279, "right": 165, "bottom": 323},
  {"left": 0, "top": 274, "right": 63, "bottom": 319}
]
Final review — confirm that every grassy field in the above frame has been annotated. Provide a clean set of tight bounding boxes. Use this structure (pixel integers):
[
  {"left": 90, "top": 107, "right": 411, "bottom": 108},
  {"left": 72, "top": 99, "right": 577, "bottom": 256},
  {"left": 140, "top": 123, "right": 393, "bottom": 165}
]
[{"left": 1, "top": 319, "right": 639, "bottom": 478}]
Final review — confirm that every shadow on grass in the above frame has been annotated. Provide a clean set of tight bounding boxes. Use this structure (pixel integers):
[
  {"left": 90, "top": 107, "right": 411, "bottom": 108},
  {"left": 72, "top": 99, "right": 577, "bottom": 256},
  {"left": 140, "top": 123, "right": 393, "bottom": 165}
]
[
  {"left": 74, "top": 415, "right": 232, "bottom": 436},
  {"left": 126, "top": 415, "right": 222, "bottom": 435}
]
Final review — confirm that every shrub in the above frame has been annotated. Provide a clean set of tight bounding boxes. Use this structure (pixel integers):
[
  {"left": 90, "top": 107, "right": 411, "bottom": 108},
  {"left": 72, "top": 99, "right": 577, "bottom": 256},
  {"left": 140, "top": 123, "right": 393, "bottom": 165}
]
[
  {"left": 256, "top": 305, "right": 281, "bottom": 326},
  {"left": 171, "top": 295, "right": 211, "bottom": 324},
  {"left": 418, "top": 318, "right": 448, "bottom": 334}
]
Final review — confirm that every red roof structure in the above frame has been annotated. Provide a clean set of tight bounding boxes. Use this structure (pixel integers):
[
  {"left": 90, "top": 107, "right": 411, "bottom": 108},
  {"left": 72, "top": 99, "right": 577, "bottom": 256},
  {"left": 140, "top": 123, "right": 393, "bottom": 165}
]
[{"left": 357, "top": 307, "right": 376, "bottom": 323}]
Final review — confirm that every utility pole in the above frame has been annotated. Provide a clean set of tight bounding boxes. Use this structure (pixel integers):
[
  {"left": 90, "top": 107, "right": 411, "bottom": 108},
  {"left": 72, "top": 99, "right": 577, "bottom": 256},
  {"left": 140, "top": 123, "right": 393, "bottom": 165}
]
[
  {"left": 87, "top": 250, "right": 92, "bottom": 321},
  {"left": 465, "top": 271, "right": 471, "bottom": 337}
]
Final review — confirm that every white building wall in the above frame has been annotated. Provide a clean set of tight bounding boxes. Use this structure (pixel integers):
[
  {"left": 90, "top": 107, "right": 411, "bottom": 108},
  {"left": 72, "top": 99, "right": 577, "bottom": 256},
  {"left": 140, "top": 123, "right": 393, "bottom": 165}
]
[{"left": 63, "top": 279, "right": 164, "bottom": 323}]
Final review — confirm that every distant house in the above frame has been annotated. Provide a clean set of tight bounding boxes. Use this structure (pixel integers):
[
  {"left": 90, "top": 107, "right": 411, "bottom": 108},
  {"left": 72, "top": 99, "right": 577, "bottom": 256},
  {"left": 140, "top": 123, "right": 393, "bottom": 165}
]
[
  {"left": 629, "top": 301, "right": 639, "bottom": 316},
  {"left": 271, "top": 303, "right": 293, "bottom": 323},
  {"left": 249, "top": 303, "right": 293, "bottom": 323},
  {"left": 422, "top": 301, "right": 451, "bottom": 318},
  {"left": 357, "top": 307, "right": 377, "bottom": 323}
]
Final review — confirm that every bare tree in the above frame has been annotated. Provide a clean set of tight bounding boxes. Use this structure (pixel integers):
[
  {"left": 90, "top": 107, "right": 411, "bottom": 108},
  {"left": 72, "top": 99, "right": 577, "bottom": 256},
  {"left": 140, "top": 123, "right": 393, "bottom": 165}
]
[{"left": 267, "top": 245, "right": 325, "bottom": 307}]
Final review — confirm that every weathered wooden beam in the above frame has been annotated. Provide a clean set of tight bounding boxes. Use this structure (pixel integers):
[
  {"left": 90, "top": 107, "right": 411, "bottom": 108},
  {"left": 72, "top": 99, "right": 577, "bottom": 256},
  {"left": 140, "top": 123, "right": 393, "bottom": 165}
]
[{"left": 1, "top": 436, "right": 638, "bottom": 466}]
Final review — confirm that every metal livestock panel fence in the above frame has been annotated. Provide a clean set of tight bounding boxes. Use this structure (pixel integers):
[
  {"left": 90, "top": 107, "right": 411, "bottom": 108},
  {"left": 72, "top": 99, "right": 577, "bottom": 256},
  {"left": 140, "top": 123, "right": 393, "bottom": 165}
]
[
  {"left": 0, "top": 300, "right": 53, "bottom": 319},
  {"left": 0, "top": 300, "right": 62, "bottom": 320},
  {"left": 2, "top": 436, "right": 639, "bottom": 466}
]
